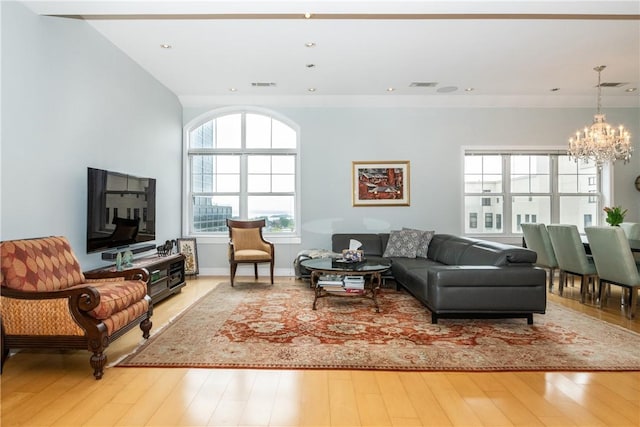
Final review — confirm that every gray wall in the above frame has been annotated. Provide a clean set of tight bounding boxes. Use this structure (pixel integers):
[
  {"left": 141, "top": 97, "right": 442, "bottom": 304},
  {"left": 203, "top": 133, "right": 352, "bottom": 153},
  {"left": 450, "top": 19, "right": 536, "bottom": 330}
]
[
  {"left": 1, "top": 1, "right": 183, "bottom": 269},
  {"left": 184, "top": 105, "right": 640, "bottom": 275}
]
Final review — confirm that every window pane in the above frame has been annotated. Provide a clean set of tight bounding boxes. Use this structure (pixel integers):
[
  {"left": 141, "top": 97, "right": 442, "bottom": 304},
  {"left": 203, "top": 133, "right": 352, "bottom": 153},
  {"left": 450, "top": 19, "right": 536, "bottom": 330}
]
[
  {"left": 190, "top": 121, "right": 213, "bottom": 148},
  {"left": 465, "top": 156, "right": 482, "bottom": 174},
  {"left": 248, "top": 174, "right": 271, "bottom": 192},
  {"left": 272, "top": 119, "right": 296, "bottom": 148},
  {"left": 464, "top": 174, "right": 483, "bottom": 193},
  {"left": 512, "top": 196, "right": 551, "bottom": 232},
  {"left": 558, "top": 175, "right": 577, "bottom": 192},
  {"left": 558, "top": 155, "right": 597, "bottom": 194},
  {"left": 192, "top": 196, "right": 236, "bottom": 232},
  {"left": 464, "top": 196, "right": 503, "bottom": 234},
  {"left": 484, "top": 174, "right": 502, "bottom": 193},
  {"left": 217, "top": 174, "right": 240, "bottom": 192},
  {"left": 191, "top": 155, "right": 213, "bottom": 192},
  {"left": 483, "top": 156, "right": 502, "bottom": 174},
  {"left": 246, "top": 114, "right": 271, "bottom": 148},
  {"left": 272, "top": 155, "right": 295, "bottom": 173},
  {"left": 216, "top": 155, "right": 240, "bottom": 174},
  {"left": 559, "top": 196, "right": 599, "bottom": 233},
  {"left": 272, "top": 175, "right": 295, "bottom": 192},
  {"left": 510, "top": 155, "right": 549, "bottom": 193},
  {"left": 248, "top": 155, "right": 271, "bottom": 173},
  {"left": 216, "top": 114, "right": 241, "bottom": 148},
  {"left": 248, "top": 196, "right": 295, "bottom": 231}
]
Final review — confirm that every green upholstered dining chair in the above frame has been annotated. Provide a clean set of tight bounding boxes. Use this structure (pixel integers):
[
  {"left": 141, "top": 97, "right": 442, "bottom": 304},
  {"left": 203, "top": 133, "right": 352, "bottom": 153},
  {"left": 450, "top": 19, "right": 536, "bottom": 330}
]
[
  {"left": 521, "top": 223, "right": 559, "bottom": 291},
  {"left": 620, "top": 222, "right": 640, "bottom": 240},
  {"left": 547, "top": 224, "right": 598, "bottom": 303},
  {"left": 585, "top": 226, "right": 639, "bottom": 320}
]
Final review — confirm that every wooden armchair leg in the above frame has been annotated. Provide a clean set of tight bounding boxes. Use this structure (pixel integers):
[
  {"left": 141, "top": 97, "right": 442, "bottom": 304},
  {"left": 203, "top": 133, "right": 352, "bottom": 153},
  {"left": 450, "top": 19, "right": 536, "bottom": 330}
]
[
  {"left": 140, "top": 318, "right": 152, "bottom": 339},
  {"left": 230, "top": 263, "right": 237, "bottom": 287},
  {"left": 270, "top": 261, "right": 274, "bottom": 284},
  {"left": 254, "top": 263, "right": 259, "bottom": 279},
  {"left": 90, "top": 351, "right": 107, "bottom": 380}
]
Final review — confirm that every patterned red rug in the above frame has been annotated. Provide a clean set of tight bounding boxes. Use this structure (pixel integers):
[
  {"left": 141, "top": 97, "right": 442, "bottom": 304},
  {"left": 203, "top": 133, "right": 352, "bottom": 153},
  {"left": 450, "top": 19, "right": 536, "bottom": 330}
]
[{"left": 117, "top": 281, "right": 640, "bottom": 371}]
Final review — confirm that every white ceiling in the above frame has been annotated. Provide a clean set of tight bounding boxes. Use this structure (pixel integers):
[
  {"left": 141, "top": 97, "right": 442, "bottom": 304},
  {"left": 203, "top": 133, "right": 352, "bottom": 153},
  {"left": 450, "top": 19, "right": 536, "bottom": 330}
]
[{"left": 23, "top": 1, "right": 640, "bottom": 108}]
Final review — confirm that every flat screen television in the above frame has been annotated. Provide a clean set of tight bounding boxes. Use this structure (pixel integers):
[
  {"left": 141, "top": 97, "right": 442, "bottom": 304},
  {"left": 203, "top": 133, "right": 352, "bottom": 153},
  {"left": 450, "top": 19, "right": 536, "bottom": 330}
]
[{"left": 87, "top": 167, "right": 156, "bottom": 254}]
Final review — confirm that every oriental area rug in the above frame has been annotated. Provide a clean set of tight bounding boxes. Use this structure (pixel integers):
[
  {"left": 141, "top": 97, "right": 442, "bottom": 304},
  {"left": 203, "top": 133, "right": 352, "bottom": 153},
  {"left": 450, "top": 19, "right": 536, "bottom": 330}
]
[{"left": 117, "top": 281, "right": 640, "bottom": 372}]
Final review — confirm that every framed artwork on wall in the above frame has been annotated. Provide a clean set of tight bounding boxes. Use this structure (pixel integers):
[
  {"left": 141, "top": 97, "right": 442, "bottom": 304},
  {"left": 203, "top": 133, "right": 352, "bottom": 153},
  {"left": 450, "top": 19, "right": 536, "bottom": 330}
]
[
  {"left": 177, "top": 238, "right": 199, "bottom": 275},
  {"left": 352, "top": 160, "right": 410, "bottom": 207}
]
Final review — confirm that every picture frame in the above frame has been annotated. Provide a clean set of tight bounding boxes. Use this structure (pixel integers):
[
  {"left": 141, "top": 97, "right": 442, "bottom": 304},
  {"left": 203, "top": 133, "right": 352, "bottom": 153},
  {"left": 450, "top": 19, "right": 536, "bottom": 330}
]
[
  {"left": 177, "top": 238, "right": 199, "bottom": 275},
  {"left": 352, "top": 160, "right": 410, "bottom": 207}
]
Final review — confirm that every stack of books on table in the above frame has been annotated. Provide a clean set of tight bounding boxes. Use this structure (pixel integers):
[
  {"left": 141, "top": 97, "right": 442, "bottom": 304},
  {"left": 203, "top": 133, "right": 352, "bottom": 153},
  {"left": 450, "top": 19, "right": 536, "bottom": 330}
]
[
  {"left": 343, "top": 276, "right": 365, "bottom": 294},
  {"left": 317, "top": 275, "right": 344, "bottom": 290}
]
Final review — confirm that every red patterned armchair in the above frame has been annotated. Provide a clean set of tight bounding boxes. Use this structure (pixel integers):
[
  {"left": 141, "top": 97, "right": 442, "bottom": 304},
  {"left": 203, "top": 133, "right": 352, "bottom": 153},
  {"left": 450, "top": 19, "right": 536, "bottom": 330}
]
[{"left": 0, "top": 236, "right": 152, "bottom": 379}]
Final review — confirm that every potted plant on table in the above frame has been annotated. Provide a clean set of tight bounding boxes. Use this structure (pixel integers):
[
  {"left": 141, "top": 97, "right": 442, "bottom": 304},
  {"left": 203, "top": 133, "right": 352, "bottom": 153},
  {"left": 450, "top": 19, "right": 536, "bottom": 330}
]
[{"left": 603, "top": 206, "right": 628, "bottom": 227}]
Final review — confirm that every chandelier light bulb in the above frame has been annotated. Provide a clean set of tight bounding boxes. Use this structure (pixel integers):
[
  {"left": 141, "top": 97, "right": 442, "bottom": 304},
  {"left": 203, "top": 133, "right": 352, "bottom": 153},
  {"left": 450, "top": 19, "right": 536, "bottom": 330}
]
[{"left": 568, "top": 65, "right": 633, "bottom": 166}]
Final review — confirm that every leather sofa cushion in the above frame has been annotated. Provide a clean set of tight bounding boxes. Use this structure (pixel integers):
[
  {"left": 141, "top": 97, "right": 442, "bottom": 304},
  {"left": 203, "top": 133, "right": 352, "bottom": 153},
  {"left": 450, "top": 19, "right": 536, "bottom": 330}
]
[{"left": 428, "top": 234, "right": 536, "bottom": 266}]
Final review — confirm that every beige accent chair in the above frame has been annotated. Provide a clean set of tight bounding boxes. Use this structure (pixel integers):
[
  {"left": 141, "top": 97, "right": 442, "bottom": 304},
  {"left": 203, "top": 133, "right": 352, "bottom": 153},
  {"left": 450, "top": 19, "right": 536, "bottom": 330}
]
[
  {"left": 585, "top": 226, "right": 639, "bottom": 319},
  {"left": 521, "top": 223, "right": 559, "bottom": 291},
  {"left": 227, "top": 219, "right": 274, "bottom": 287},
  {"left": 547, "top": 224, "right": 598, "bottom": 303}
]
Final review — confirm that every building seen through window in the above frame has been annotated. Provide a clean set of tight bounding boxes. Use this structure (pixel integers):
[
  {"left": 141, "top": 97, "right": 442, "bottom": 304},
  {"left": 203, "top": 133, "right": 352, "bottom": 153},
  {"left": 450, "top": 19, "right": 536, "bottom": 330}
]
[
  {"left": 464, "top": 152, "right": 599, "bottom": 234},
  {"left": 185, "top": 110, "right": 299, "bottom": 235}
]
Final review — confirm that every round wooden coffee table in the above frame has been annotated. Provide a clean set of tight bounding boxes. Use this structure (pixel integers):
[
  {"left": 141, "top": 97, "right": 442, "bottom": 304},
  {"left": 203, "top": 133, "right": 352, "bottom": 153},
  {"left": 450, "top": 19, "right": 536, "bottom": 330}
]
[{"left": 300, "top": 258, "right": 391, "bottom": 312}]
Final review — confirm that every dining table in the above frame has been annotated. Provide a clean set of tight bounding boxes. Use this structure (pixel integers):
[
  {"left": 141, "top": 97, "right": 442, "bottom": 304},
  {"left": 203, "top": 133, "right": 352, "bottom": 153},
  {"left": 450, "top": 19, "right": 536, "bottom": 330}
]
[{"left": 581, "top": 235, "right": 640, "bottom": 254}]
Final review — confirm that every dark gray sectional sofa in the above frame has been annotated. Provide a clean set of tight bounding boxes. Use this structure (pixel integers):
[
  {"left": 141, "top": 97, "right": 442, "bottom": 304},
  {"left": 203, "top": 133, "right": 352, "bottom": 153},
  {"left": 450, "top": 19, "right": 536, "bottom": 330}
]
[{"left": 295, "top": 233, "right": 547, "bottom": 324}]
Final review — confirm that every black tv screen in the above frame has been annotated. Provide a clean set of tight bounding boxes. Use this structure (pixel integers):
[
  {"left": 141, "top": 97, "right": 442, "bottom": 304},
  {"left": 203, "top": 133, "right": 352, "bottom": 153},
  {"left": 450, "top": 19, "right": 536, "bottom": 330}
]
[{"left": 87, "top": 167, "right": 156, "bottom": 253}]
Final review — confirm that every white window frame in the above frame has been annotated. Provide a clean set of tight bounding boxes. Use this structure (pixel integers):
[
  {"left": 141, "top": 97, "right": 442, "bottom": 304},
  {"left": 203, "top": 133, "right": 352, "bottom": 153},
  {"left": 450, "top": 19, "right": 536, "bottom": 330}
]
[
  {"left": 182, "top": 106, "right": 301, "bottom": 244},
  {"left": 462, "top": 147, "right": 610, "bottom": 237}
]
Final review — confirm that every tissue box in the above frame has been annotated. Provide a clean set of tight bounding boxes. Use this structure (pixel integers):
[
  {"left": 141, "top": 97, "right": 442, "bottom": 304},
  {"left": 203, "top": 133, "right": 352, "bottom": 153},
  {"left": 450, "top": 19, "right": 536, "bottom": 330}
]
[{"left": 341, "top": 249, "right": 364, "bottom": 262}]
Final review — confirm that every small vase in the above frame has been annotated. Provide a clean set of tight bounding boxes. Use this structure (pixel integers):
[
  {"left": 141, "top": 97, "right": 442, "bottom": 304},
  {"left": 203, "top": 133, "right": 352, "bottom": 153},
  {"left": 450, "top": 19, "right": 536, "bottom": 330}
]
[{"left": 115, "top": 252, "right": 123, "bottom": 271}]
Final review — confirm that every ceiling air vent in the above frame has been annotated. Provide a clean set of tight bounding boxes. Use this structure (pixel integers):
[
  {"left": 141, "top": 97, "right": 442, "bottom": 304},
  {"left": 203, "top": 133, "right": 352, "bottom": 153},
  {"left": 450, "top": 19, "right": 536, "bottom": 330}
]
[
  {"left": 409, "top": 82, "right": 438, "bottom": 88},
  {"left": 251, "top": 82, "right": 277, "bottom": 87},
  {"left": 599, "top": 82, "right": 626, "bottom": 88}
]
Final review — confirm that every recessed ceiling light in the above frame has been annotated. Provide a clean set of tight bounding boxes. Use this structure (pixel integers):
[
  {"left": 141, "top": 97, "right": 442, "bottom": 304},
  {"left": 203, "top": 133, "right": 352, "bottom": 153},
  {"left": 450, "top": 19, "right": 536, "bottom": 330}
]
[
  {"left": 308, "top": 88, "right": 316, "bottom": 92},
  {"left": 304, "top": 12, "right": 312, "bottom": 19},
  {"left": 229, "top": 88, "right": 237, "bottom": 92},
  {"left": 464, "top": 88, "right": 474, "bottom": 92},
  {"left": 387, "top": 87, "right": 395, "bottom": 92},
  {"left": 305, "top": 42, "right": 316, "bottom": 48},
  {"left": 625, "top": 87, "right": 637, "bottom": 92},
  {"left": 437, "top": 86, "right": 458, "bottom": 93},
  {"left": 160, "top": 44, "right": 172, "bottom": 49}
]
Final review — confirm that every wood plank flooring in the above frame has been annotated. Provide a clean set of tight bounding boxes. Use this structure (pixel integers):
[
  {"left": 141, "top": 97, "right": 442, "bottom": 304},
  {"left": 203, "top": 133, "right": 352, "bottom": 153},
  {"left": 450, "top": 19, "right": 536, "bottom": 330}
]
[{"left": 1, "top": 276, "right": 639, "bottom": 426}]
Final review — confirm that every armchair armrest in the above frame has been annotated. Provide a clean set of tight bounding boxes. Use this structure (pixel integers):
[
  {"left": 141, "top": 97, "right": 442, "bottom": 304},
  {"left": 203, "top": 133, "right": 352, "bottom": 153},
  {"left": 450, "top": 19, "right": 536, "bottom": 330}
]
[
  {"left": 1, "top": 284, "right": 101, "bottom": 312},
  {"left": 84, "top": 267, "right": 149, "bottom": 283}
]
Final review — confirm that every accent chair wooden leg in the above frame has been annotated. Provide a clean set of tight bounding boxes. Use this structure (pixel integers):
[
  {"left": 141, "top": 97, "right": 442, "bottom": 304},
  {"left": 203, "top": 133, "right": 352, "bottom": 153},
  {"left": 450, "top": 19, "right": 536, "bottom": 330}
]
[
  {"left": 270, "top": 260, "right": 274, "bottom": 284},
  {"left": 254, "top": 263, "right": 259, "bottom": 279},
  {"left": 558, "top": 271, "right": 565, "bottom": 296},
  {"left": 230, "top": 263, "right": 237, "bottom": 287},
  {"left": 580, "top": 275, "right": 587, "bottom": 303}
]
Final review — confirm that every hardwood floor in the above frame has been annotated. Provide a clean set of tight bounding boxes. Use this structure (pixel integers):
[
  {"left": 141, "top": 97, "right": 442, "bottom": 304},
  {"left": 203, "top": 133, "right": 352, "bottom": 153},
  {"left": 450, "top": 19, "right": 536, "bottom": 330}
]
[{"left": 1, "top": 275, "right": 639, "bottom": 427}]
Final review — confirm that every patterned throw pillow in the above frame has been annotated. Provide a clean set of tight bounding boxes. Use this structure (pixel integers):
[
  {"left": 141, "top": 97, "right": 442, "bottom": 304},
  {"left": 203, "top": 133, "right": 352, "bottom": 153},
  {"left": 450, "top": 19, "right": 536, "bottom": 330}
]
[
  {"left": 403, "top": 228, "right": 435, "bottom": 258},
  {"left": 382, "top": 229, "right": 421, "bottom": 258}
]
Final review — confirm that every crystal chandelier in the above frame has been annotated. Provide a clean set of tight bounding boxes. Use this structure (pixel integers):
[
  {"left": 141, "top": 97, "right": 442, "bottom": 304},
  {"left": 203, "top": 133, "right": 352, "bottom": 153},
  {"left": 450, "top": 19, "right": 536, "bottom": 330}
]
[{"left": 568, "top": 65, "right": 632, "bottom": 166}]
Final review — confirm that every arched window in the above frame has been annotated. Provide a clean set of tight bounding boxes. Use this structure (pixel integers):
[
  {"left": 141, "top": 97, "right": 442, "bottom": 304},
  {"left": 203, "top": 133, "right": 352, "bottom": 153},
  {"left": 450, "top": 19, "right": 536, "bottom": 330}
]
[{"left": 183, "top": 108, "right": 299, "bottom": 238}]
